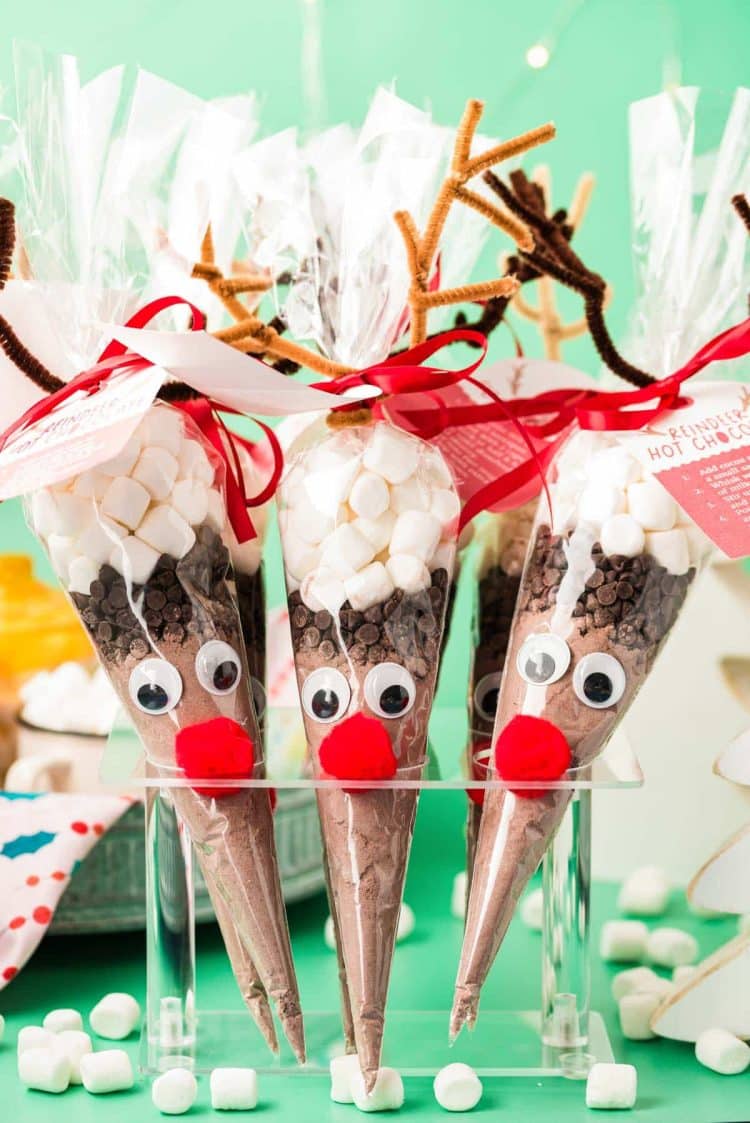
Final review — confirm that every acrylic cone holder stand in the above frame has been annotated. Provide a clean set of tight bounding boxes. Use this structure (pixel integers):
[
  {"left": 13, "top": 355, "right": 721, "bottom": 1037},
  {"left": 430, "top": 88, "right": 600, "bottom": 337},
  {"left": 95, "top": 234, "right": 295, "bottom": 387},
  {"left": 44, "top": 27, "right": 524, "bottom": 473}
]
[{"left": 112, "top": 711, "right": 641, "bottom": 1080}]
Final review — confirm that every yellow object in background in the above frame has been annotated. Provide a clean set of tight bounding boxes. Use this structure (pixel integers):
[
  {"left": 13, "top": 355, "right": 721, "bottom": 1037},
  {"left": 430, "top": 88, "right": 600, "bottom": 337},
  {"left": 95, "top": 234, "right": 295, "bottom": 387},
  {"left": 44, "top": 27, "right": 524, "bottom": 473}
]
[{"left": 0, "top": 555, "right": 93, "bottom": 704}]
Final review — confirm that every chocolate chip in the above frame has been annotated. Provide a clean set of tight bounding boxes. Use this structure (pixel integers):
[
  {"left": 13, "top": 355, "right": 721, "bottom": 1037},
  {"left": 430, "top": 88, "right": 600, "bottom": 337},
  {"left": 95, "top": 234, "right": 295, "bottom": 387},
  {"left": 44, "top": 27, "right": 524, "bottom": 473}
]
[
  {"left": 543, "top": 567, "right": 561, "bottom": 587},
  {"left": 319, "top": 640, "right": 336, "bottom": 660},
  {"left": 96, "top": 621, "right": 113, "bottom": 641},
  {"left": 130, "top": 638, "right": 149, "bottom": 658},
  {"left": 146, "top": 590, "right": 167, "bottom": 611},
  {"left": 99, "top": 565, "right": 118, "bottom": 587},
  {"left": 90, "top": 580, "right": 106, "bottom": 602},
  {"left": 594, "top": 607, "right": 615, "bottom": 627},
  {"left": 144, "top": 610, "right": 162, "bottom": 629},
  {"left": 353, "top": 622, "right": 378, "bottom": 645},
  {"left": 109, "top": 586, "right": 128, "bottom": 610},
  {"left": 303, "top": 626, "right": 321, "bottom": 648},
  {"left": 349, "top": 643, "right": 367, "bottom": 664},
  {"left": 417, "top": 615, "right": 437, "bottom": 636},
  {"left": 164, "top": 623, "right": 185, "bottom": 642},
  {"left": 383, "top": 595, "right": 402, "bottom": 619},
  {"left": 596, "top": 583, "right": 617, "bottom": 606},
  {"left": 369, "top": 645, "right": 386, "bottom": 663},
  {"left": 616, "top": 580, "right": 634, "bottom": 600},
  {"left": 292, "top": 606, "right": 309, "bottom": 630},
  {"left": 314, "top": 610, "right": 332, "bottom": 631},
  {"left": 164, "top": 604, "right": 182, "bottom": 622},
  {"left": 364, "top": 605, "right": 383, "bottom": 624},
  {"left": 432, "top": 568, "right": 448, "bottom": 588},
  {"left": 586, "top": 570, "right": 605, "bottom": 589}
]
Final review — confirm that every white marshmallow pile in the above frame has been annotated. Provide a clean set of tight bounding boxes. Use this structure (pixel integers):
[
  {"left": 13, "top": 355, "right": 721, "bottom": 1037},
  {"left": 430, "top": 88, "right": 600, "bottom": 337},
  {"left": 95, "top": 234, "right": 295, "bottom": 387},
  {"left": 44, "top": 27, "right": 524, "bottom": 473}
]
[
  {"left": 280, "top": 424, "right": 458, "bottom": 613},
  {"left": 585, "top": 1062, "right": 637, "bottom": 1110},
  {"left": 19, "top": 662, "right": 119, "bottom": 736},
  {"left": 80, "top": 1049, "right": 134, "bottom": 1094},
  {"left": 611, "top": 966, "right": 672, "bottom": 1003},
  {"left": 55, "top": 1030, "right": 93, "bottom": 1084},
  {"left": 618, "top": 991, "right": 662, "bottom": 1041},
  {"left": 330, "top": 1053, "right": 361, "bottom": 1104},
  {"left": 646, "top": 927, "right": 699, "bottom": 969},
  {"left": 350, "top": 1066, "right": 405, "bottom": 1112},
  {"left": 42, "top": 1008, "right": 83, "bottom": 1034},
  {"left": 600, "top": 920, "right": 650, "bottom": 962},
  {"left": 617, "top": 866, "right": 671, "bottom": 917},
  {"left": 30, "top": 404, "right": 229, "bottom": 595},
  {"left": 18, "top": 1046, "right": 72, "bottom": 1094},
  {"left": 551, "top": 432, "right": 710, "bottom": 574},
  {"left": 433, "top": 1062, "right": 483, "bottom": 1112},
  {"left": 695, "top": 1027, "right": 750, "bottom": 1075},
  {"left": 210, "top": 1066, "right": 259, "bottom": 1110},
  {"left": 89, "top": 992, "right": 141, "bottom": 1040},
  {"left": 152, "top": 1067, "right": 198, "bottom": 1114},
  {"left": 18, "top": 1019, "right": 93, "bottom": 1085}
]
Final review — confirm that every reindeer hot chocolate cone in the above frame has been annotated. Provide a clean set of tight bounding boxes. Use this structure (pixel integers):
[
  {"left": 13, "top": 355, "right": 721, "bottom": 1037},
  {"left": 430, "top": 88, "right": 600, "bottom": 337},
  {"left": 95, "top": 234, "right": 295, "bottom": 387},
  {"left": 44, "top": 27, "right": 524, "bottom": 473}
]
[
  {"left": 452, "top": 429, "right": 712, "bottom": 1037},
  {"left": 26, "top": 401, "right": 304, "bottom": 1062},
  {"left": 279, "top": 420, "right": 458, "bottom": 1090}
]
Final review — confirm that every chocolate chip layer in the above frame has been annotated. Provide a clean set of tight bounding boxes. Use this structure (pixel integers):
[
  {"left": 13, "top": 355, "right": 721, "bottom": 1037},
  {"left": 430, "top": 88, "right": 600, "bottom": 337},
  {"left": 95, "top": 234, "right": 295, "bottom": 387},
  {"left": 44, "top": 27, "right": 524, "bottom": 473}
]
[
  {"left": 476, "top": 565, "right": 522, "bottom": 668},
  {"left": 235, "top": 568, "right": 267, "bottom": 687},
  {"left": 288, "top": 568, "right": 450, "bottom": 681}
]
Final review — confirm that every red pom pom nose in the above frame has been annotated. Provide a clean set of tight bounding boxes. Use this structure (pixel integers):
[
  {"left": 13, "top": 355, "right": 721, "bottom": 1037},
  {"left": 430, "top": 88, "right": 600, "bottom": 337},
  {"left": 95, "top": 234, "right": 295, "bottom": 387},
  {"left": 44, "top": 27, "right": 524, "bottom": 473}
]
[
  {"left": 318, "top": 712, "right": 398, "bottom": 783},
  {"left": 494, "top": 714, "right": 571, "bottom": 799},
  {"left": 175, "top": 716, "right": 255, "bottom": 798}
]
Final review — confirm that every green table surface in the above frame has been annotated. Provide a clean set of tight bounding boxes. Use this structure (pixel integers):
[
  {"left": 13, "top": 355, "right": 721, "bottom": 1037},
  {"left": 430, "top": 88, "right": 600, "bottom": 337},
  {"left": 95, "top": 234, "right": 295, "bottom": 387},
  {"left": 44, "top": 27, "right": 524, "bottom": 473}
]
[{"left": 0, "top": 790, "right": 745, "bottom": 1121}]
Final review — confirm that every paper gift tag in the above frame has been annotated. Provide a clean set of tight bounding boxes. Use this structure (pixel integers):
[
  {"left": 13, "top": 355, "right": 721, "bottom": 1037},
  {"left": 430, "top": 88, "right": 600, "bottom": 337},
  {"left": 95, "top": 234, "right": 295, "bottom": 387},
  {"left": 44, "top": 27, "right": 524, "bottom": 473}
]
[
  {"left": 688, "top": 822, "right": 750, "bottom": 913},
  {"left": 621, "top": 382, "right": 750, "bottom": 559},
  {"left": 651, "top": 934, "right": 750, "bottom": 1041}
]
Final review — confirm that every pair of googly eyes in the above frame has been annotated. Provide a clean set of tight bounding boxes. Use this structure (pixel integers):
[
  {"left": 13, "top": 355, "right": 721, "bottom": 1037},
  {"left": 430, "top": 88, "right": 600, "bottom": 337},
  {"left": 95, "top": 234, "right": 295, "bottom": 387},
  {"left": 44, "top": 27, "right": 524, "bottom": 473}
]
[
  {"left": 128, "top": 641, "right": 244, "bottom": 716},
  {"left": 515, "top": 633, "right": 626, "bottom": 709},
  {"left": 301, "top": 663, "right": 416, "bottom": 724}
]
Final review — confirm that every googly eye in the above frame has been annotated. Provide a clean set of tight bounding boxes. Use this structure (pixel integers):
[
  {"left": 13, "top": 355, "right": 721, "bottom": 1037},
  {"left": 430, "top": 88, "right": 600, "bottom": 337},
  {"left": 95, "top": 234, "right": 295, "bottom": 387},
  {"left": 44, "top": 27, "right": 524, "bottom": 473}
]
[
  {"left": 195, "top": 641, "right": 243, "bottom": 696},
  {"left": 474, "top": 672, "right": 501, "bottom": 722},
  {"left": 301, "top": 668, "right": 351, "bottom": 724},
  {"left": 251, "top": 677, "right": 266, "bottom": 719},
  {"left": 129, "top": 659, "right": 183, "bottom": 715},
  {"left": 573, "top": 652, "right": 626, "bottom": 709},
  {"left": 516, "top": 633, "right": 571, "bottom": 687},
  {"left": 364, "top": 663, "right": 416, "bottom": 720}
]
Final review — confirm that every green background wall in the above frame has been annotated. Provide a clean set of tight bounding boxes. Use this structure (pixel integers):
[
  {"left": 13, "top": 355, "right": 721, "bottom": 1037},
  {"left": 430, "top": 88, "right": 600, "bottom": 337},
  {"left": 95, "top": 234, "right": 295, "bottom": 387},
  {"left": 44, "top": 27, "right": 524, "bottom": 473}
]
[{"left": 0, "top": 0, "right": 748, "bottom": 704}]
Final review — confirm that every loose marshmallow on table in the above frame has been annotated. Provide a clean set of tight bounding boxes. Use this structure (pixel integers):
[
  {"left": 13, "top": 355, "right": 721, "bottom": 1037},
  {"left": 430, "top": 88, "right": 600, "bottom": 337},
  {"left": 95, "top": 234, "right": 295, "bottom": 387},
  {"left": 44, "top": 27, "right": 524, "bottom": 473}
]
[
  {"left": 646, "top": 927, "right": 698, "bottom": 968},
  {"left": 599, "top": 920, "right": 649, "bottom": 963},
  {"left": 611, "top": 967, "right": 672, "bottom": 1002},
  {"left": 585, "top": 1063, "right": 637, "bottom": 1110},
  {"left": 68, "top": 555, "right": 100, "bottom": 595},
  {"left": 627, "top": 479, "right": 676, "bottom": 531},
  {"left": 17, "top": 1025, "right": 56, "bottom": 1055},
  {"left": 350, "top": 471, "right": 390, "bottom": 519},
  {"left": 600, "top": 514, "right": 646, "bottom": 560},
  {"left": 695, "top": 1028, "right": 750, "bottom": 1075},
  {"left": 43, "top": 1008, "right": 84, "bottom": 1034},
  {"left": 211, "top": 1066, "right": 259, "bottom": 1110},
  {"left": 172, "top": 479, "right": 209, "bottom": 527},
  {"left": 362, "top": 424, "right": 418, "bottom": 484},
  {"left": 353, "top": 511, "right": 396, "bottom": 554},
  {"left": 344, "top": 563, "right": 395, "bottom": 613},
  {"left": 152, "top": 1068, "right": 198, "bottom": 1114},
  {"left": 386, "top": 554, "right": 430, "bottom": 595},
  {"left": 137, "top": 505, "right": 196, "bottom": 560},
  {"left": 89, "top": 992, "right": 141, "bottom": 1040},
  {"left": 390, "top": 511, "right": 442, "bottom": 562},
  {"left": 18, "top": 1046, "right": 71, "bottom": 1094},
  {"left": 330, "top": 1054, "right": 360, "bottom": 1104},
  {"left": 350, "top": 1066, "right": 405, "bottom": 1112},
  {"left": 618, "top": 992, "right": 661, "bottom": 1040},
  {"left": 320, "top": 523, "right": 375, "bottom": 576},
  {"left": 451, "top": 871, "right": 467, "bottom": 920},
  {"left": 433, "top": 1063, "right": 482, "bottom": 1112},
  {"left": 101, "top": 476, "right": 151, "bottom": 531},
  {"left": 113, "top": 536, "right": 161, "bottom": 585},
  {"left": 132, "top": 447, "right": 179, "bottom": 502},
  {"left": 617, "top": 866, "right": 670, "bottom": 917},
  {"left": 80, "top": 1049, "right": 134, "bottom": 1094},
  {"left": 397, "top": 903, "right": 415, "bottom": 942},
  {"left": 645, "top": 529, "right": 690, "bottom": 576},
  {"left": 55, "top": 1030, "right": 93, "bottom": 1084},
  {"left": 520, "top": 887, "right": 544, "bottom": 931}
]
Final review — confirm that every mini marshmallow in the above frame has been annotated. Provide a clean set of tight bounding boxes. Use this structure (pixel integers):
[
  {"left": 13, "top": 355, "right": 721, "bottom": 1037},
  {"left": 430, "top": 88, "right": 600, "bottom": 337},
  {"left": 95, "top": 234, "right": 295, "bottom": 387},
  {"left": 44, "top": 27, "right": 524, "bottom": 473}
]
[
  {"left": 139, "top": 408, "right": 183, "bottom": 458},
  {"left": 645, "top": 529, "right": 690, "bottom": 575},
  {"left": 351, "top": 1066, "right": 405, "bottom": 1112},
  {"left": 137, "top": 505, "right": 196, "bottom": 560},
  {"left": 179, "top": 439, "right": 214, "bottom": 485},
  {"left": 430, "top": 541, "right": 456, "bottom": 575},
  {"left": 695, "top": 1027, "right": 750, "bottom": 1075},
  {"left": 68, "top": 555, "right": 99, "bottom": 595},
  {"left": 430, "top": 488, "right": 461, "bottom": 530},
  {"left": 73, "top": 470, "right": 108, "bottom": 500},
  {"left": 211, "top": 1066, "right": 259, "bottom": 1110},
  {"left": 54, "top": 493, "right": 92, "bottom": 536},
  {"left": 301, "top": 569, "right": 347, "bottom": 615},
  {"left": 673, "top": 965, "right": 698, "bottom": 985},
  {"left": 681, "top": 521, "right": 711, "bottom": 566},
  {"left": 397, "top": 903, "right": 415, "bottom": 942},
  {"left": 386, "top": 553, "right": 430, "bottom": 595},
  {"left": 330, "top": 1053, "right": 360, "bottom": 1103},
  {"left": 618, "top": 991, "right": 661, "bottom": 1040},
  {"left": 47, "top": 534, "right": 78, "bottom": 582},
  {"left": 101, "top": 476, "right": 151, "bottom": 531},
  {"left": 152, "top": 1067, "right": 198, "bottom": 1114},
  {"left": 520, "top": 887, "right": 544, "bottom": 931},
  {"left": 132, "top": 447, "right": 179, "bottom": 502},
  {"left": 433, "top": 1062, "right": 482, "bottom": 1112},
  {"left": 172, "top": 479, "right": 209, "bottom": 527},
  {"left": 600, "top": 514, "right": 646, "bottom": 559},
  {"left": 89, "top": 993, "right": 141, "bottom": 1040},
  {"left": 578, "top": 482, "right": 626, "bottom": 526},
  {"left": 350, "top": 471, "right": 390, "bottom": 519},
  {"left": 424, "top": 451, "right": 453, "bottom": 489},
  {"left": 362, "top": 424, "right": 418, "bottom": 484},
  {"left": 75, "top": 516, "right": 127, "bottom": 566},
  {"left": 589, "top": 447, "right": 642, "bottom": 488},
  {"left": 18, "top": 1046, "right": 71, "bottom": 1094},
  {"left": 344, "top": 562, "right": 395, "bottom": 613},
  {"left": 320, "top": 523, "right": 375, "bottom": 576},
  {"left": 451, "top": 871, "right": 467, "bottom": 919},
  {"left": 99, "top": 434, "right": 142, "bottom": 477},
  {"left": 283, "top": 535, "right": 322, "bottom": 582},
  {"left": 55, "top": 1030, "right": 93, "bottom": 1084},
  {"left": 617, "top": 866, "right": 670, "bottom": 917},
  {"left": 611, "top": 967, "right": 672, "bottom": 1002},
  {"left": 288, "top": 503, "right": 335, "bottom": 545},
  {"left": 389, "top": 477, "right": 430, "bottom": 515},
  {"left": 30, "top": 490, "right": 63, "bottom": 538},
  {"left": 111, "top": 535, "right": 160, "bottom": 585},
  {"left": 599, "top": 920, "right": 649, "bottom": 962},
  {"left": 43, "top": 1008, "right": 83, "bottom": 1034},
  {"left": 17, "top": 1026, "right": 56, "bottom": 1055},
  {"left": 323, "top": 915, "right": 336, "bottom": 951},
  {"left": 304, "top": 452, "right": 361, "bottom": 517},
  {"left": 627, "top": 478, "right": 677, "bottom": 531},
  {"left": 206, "top": 488, "right": 226, "bottom": 532},
  {"left": 390, "top": 511, "right": 442, "bottom": 562},
  {"left": 647, "top": 927, "right": 698, "bottom": 968},
  {"left": 353, "top": 510, "right": 396, "bottom": 554},
  {"left": 80, "top": 1048, "right": 134, "bottom": 1093},
  {"left": 585, "top": 1063, "right": 637, "bottom": 1110}
]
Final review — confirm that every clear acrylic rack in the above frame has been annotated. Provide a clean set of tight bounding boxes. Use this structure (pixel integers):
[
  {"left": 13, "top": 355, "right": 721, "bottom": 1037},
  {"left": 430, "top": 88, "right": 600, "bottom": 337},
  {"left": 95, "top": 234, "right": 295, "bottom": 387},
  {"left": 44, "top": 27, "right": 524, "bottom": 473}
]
[{"left": 107, "top": 707, "right": 642, "bottom": 1081}]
